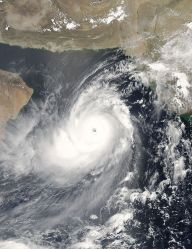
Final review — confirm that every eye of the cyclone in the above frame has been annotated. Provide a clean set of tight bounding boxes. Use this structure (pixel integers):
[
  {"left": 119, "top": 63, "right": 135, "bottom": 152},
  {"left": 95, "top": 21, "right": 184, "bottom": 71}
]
[{"left": 71, "top": 113, "right": 115, "bottom": 153}]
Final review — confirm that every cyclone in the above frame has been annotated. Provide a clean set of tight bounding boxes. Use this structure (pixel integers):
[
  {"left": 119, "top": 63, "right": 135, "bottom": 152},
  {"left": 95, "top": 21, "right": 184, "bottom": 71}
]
[{"left": 41, "top": 83, "right": 134, "bottom": 186}]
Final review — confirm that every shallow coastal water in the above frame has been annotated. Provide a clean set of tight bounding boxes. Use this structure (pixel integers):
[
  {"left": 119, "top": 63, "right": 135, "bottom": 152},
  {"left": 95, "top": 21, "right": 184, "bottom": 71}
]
[{"left": 0, "top": 44, "right": 191, "bottom": 249}]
